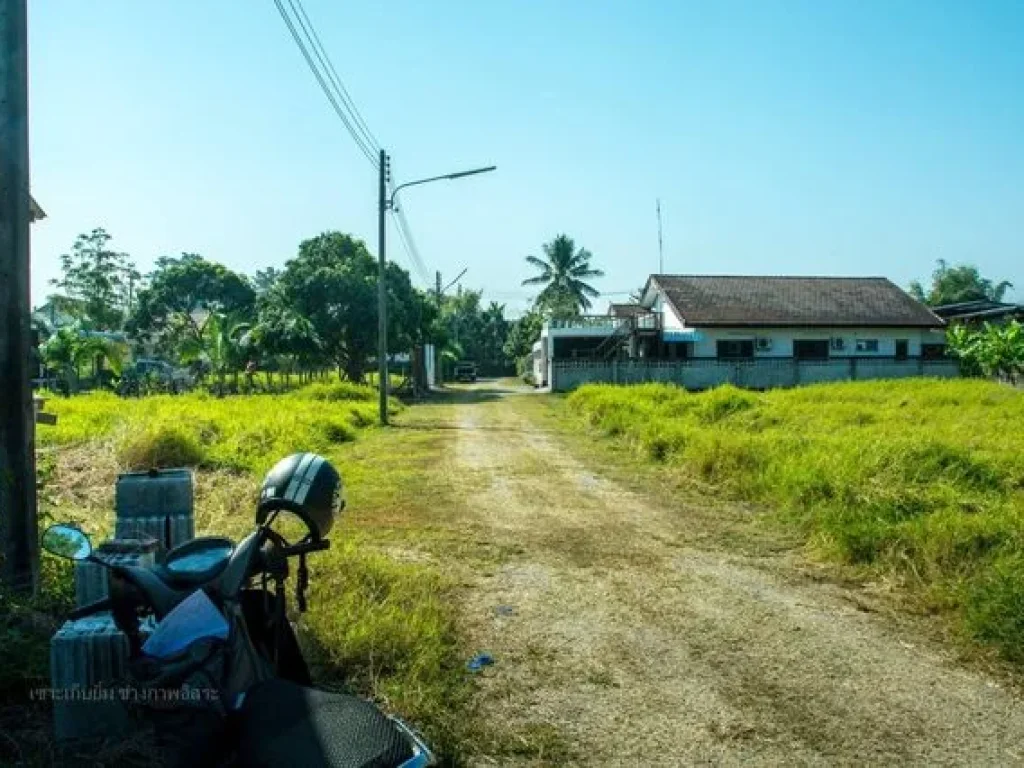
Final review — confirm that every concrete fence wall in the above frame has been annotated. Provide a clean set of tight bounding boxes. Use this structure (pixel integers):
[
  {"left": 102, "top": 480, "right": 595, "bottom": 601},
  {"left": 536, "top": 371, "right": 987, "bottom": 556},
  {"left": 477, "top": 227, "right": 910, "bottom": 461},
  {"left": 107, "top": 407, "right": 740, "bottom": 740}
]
[{"left": 551, "top": 358, "right": 959, "bottom": 392}]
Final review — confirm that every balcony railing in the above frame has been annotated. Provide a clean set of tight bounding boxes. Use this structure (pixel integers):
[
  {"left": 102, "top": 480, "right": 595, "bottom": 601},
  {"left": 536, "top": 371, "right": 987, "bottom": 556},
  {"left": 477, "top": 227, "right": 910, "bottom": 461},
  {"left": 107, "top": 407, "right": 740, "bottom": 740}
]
[
  {"left": 549, "top": 316, "right": 624, "bottom": 330},
  {"left": 548, "top": 312, "right": 662, "bottom": 332}
]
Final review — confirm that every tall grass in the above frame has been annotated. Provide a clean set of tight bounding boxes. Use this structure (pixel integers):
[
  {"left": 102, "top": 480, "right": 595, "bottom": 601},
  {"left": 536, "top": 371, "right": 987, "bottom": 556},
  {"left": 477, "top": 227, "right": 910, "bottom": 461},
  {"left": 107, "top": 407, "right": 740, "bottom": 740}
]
[
  {"left": 567, "top": 379, "right": 1024, "bottom": 661},
  {"left": 39, "top": 383, "right": 398, "bottom": 474},
  {"left": 9, "top": 383, "right": 469, "bottom": 760}
]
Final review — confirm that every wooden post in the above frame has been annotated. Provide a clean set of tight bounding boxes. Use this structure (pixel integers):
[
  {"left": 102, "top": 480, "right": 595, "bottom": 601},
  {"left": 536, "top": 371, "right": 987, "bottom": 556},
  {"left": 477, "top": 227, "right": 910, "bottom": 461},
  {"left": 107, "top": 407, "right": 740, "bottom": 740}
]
[{"left": 0, "top": 0, "right": 38, "bottom": 592}]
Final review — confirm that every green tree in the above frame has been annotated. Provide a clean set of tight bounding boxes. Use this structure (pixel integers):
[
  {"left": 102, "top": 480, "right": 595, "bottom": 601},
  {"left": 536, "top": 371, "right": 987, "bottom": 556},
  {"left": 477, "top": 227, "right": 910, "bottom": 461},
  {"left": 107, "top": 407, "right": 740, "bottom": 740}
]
[
  {"left": 522, "top": 234, "right": 604, "bottom": 316},
  {"left": 480, "top": 301, "right": 511, "bottom": 368},
  {"left": 128, "top": 254, "right": 255, "bottom": 361},
  {"left": 252, "top": 267, "right": 282, "bottom": 295},
  {"left": 503, "top": 309, "right": 544, "bottom": 362},
  {"left": 275, "top": 232, "right": 426, "bottom": 382},
  {"left": 247, "top": 290, "right": 323, "bottom": 382},
  {"left": 40, "top": 324, "right": 124, "bottom": 393},
  {"left": 49, "top": 228, "right": 137, "bottom": 329},
  {"left": 434, "top": 291, "right": 511, "bottom": 371},
  {"left": 909, "top": 260, "right": 1013, "bottom": 306}
]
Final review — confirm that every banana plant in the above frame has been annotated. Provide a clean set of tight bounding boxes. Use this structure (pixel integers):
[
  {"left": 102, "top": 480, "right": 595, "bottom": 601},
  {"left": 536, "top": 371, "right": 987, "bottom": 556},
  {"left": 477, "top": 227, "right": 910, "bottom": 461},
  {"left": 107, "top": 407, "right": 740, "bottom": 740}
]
[
  {"left": 947, "top": 320, "right": 1024, "bottom": 382},
  {"left": 40, "top": 323, "right": 124, "bottom": 394},
  {"left": 202, "top": 312, "right": 252, "bottom": 390}
]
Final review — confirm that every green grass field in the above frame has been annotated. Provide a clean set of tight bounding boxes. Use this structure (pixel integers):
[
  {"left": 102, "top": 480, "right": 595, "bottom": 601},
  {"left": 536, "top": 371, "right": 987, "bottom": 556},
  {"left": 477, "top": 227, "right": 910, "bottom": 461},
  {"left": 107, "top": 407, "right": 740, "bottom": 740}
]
[
  {"left": 2, "top": 383, "right": 470, "bottom": 764},
  {"left": 566, "top": 378, "right": 1024, "bottom": 662}
]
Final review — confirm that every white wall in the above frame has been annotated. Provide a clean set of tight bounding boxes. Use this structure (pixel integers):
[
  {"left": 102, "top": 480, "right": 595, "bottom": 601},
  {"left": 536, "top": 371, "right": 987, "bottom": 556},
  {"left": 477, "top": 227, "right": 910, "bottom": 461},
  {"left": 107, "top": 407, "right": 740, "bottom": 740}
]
[
  {"left": 656, "top": 294, "right": 686, "bottom": 331},
  {"left": 425, "top": 343, "right": 437, "bottom": 387},
  {"left": 551, "top": 358, "right": 959, "bottom": 392},
  {"left": 691, "top": 327, "right": 945, "bottom": 358}
]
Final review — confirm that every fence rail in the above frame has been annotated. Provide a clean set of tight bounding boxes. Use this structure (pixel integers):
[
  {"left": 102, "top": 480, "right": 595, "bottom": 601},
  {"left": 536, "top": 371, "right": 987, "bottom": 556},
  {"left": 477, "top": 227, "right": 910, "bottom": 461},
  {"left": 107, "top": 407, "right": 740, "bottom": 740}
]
[
  {"left": 548, "top": 312, "right": 662, "bottom": 332},
  {"left": 551, "top": 357, "right": 959, "bottom": 391}
]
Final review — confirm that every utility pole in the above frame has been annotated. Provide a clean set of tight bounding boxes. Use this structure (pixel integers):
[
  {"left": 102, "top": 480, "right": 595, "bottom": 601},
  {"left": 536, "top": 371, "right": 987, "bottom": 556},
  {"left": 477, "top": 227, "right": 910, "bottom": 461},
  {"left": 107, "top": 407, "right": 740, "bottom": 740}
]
[
  {"left": 377, "top": 149, "right": 390, "bottom": 426},
  {"left": 435, "top": 270, "right": 442, "bottom": 303},
  {"left": 0, "top": 0, "right": 39, "bottom": 592}
]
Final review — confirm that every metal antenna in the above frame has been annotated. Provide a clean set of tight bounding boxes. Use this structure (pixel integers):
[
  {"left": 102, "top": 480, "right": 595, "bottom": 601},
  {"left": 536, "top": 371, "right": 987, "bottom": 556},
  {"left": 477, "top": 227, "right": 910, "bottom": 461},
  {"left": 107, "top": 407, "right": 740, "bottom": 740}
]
[{"left": 656, "top": 199, "right": 664, "bottom": 274}]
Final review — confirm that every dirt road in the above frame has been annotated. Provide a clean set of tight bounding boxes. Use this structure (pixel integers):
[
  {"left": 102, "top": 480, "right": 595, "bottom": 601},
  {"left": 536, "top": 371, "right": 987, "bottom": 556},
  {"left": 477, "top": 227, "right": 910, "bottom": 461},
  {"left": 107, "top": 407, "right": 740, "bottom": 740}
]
[{"left": 447, "top": 384, "right": 1023, "bottom": 766}]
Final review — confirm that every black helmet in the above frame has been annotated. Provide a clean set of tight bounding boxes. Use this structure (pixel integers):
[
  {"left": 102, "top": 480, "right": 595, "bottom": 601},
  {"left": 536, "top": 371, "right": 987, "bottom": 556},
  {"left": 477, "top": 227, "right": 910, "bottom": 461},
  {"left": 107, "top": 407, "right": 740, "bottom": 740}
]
[{"left": 257, "top": 453, "right": 344, "bottom": 541}]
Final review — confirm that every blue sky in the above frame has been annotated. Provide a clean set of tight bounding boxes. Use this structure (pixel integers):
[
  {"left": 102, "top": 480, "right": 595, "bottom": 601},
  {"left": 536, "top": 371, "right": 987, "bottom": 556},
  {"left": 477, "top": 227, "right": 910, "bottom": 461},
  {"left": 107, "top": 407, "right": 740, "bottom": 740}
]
[{"left": 28, "top": 0, "right": 1024, "bottom": 314}]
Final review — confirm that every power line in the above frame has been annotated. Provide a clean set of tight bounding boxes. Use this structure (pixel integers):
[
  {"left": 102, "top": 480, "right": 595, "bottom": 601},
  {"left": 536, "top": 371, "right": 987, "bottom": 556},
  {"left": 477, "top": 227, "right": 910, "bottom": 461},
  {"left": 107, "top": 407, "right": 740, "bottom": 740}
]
[
  {"left": 387, "top": 157, "right": 431, "bottom": 283},
  {"left": 271, "top": 0, "right": 437, "bottom": 285},
  {"left": 290, "top": 0, "right": 380, "bottom": 154},
  {"left": 272, "top": 0, "right": 378, "bottom": 168},
  {"left": 390, "top": 197, "right": 430, "bottom": 283},
  {"left": 288, "top": 0, "right": 380, "bottom": 156},
  {"left": 390, "top": 209, "right": 429, "bottom": 283}
]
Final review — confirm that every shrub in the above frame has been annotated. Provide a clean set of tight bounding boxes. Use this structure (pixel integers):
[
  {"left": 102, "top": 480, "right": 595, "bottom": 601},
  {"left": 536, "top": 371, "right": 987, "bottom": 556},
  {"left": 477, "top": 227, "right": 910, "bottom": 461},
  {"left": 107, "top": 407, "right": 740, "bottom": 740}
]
[
  {"left": 116, "top": 423, "right": 207, "bottom": 469},
  {"left": 694, "top": 384, "right": 757, "bottom": 424},
  {"left": 299, "top": 381, "right": 378, "bottom": 403}
]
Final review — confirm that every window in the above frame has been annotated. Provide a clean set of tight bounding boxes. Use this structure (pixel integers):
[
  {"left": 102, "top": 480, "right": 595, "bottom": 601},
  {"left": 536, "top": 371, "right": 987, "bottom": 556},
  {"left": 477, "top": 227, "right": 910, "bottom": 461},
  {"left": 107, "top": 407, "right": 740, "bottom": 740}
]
[
  {"left": 661, "top": 341, "right": 691, "bottom": 360},
  {"left": 830, "top": 337, "right": 845, "bottom": 352},
  {"left": 855, "top": 339, "right": 879, "bottom": 353},
  {"left": 921, "top": 343, "right": 946, "bottom": 360},
  {"left": 895, "top": 339, "right": 909, "bottom": 360},
  {"left": 793, "top": 339, "right": 830, "bottom": 360},
  {"left": 717, "top": 340, "right": 754, "bottom": 359}
]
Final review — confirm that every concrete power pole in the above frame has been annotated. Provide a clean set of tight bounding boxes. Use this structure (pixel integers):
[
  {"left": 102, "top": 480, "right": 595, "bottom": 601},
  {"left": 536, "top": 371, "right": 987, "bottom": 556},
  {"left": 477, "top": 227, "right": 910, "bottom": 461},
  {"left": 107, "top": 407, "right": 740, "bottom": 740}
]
[
  {"left": 377, "top": 149, "right": 389, "bottom": 426},
  {"left": 0, "top": 0, "right": 39, "bottom": 592}
]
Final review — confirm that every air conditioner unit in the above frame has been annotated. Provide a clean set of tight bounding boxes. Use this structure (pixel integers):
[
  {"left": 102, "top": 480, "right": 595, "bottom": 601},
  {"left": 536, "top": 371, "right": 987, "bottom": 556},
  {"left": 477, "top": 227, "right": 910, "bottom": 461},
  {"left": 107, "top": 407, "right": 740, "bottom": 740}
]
[{"left": 830, "top": 337, "right": 845, "bottom": 351}]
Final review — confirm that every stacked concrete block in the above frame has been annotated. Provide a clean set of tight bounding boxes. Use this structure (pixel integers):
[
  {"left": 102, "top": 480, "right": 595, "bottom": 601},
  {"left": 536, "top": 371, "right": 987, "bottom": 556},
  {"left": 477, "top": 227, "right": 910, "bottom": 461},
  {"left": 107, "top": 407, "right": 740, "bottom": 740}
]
[
  {"left": 74, "top": 537, "right": 160, "bottom": 607},
  {"left": 114, "top": 468, "right": 195, "bottom": 550},
  {"left": 51, "top": 468, "right": 195, "bottom": 741},
  {"left": 50, "top": 615, "right": 157, "bottom": 740}
]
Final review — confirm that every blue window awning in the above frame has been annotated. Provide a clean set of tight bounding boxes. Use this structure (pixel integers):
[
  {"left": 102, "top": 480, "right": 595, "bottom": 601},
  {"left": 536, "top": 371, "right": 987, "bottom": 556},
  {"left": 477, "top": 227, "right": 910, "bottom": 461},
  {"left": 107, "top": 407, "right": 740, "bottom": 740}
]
[{"left": 662, "top": 329, "right": 703, "bottom": 342}]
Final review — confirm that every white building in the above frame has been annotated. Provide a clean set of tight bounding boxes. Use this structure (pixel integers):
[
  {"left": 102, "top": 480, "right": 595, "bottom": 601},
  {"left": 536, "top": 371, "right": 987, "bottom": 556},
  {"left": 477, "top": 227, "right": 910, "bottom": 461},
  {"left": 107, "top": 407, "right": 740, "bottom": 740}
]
[{"left": 536, "top": 275, "right": 954, "bottom": 390}]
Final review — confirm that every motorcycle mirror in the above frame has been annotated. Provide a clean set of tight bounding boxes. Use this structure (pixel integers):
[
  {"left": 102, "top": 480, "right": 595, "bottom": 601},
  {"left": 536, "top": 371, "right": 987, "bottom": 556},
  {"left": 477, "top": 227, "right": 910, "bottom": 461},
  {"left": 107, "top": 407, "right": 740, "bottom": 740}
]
[{"left": 41, "top": 524, "right": 93, "bottom": 561}]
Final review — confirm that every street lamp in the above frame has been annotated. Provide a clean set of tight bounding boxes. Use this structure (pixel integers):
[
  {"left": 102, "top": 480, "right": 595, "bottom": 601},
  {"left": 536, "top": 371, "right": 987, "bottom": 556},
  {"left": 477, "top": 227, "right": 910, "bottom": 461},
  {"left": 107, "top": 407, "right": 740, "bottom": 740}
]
[{"left": 376, "top": 151, "right": 495, "bottom": 425}]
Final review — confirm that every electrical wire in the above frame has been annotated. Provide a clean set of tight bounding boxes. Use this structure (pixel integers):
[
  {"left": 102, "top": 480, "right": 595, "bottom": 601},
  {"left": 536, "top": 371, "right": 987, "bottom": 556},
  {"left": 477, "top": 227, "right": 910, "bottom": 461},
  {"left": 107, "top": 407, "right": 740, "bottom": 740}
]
[
  {"left": 272, "top": 0, "right": 379, "bottom": 168},
  {"left": 390, "top": 215, "right": 422, "bottom": 282},
  {"left": 390, "top": 195, "right": 431, "bottom": 283},
  {"left": 290, "top": 0, "right": 381, "bottom": 154},
  {"left": 271, "top": 0, "right": 437, "bottom": 285}
]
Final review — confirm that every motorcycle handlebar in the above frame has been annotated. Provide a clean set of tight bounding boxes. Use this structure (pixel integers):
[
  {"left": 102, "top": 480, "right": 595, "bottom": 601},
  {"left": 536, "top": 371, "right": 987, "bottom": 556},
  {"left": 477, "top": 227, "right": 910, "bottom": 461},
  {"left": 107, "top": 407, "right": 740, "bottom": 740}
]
[
  {"left": 279, "top": 539, "right": 330, "bottom": 558},
  {"left": 69, "top": 596, "right": 113, "bottom": 620}
]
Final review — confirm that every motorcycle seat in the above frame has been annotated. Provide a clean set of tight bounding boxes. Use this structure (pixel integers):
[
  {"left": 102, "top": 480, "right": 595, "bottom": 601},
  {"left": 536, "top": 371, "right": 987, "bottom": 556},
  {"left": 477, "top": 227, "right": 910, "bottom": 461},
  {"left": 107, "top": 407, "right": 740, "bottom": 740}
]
[{"left": 235, "top": 678, "right": 415, "bottom": 768}]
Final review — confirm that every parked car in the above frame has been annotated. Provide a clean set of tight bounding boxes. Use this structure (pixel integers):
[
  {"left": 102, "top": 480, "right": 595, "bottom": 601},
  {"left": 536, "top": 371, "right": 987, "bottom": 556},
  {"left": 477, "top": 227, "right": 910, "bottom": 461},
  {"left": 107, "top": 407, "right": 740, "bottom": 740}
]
[
  {"left": 130, "top": 358, "right": 194, "bottom": 388},
  {"left": 454, "top": 361, "right": 478, "bottom": 382}
]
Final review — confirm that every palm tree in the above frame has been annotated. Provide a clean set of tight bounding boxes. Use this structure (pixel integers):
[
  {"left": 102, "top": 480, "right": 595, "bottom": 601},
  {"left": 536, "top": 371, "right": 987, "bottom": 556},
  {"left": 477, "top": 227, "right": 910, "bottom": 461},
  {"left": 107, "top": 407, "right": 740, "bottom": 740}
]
[{"left": 522, "top": 234, "right": 604, "bottom": 315}]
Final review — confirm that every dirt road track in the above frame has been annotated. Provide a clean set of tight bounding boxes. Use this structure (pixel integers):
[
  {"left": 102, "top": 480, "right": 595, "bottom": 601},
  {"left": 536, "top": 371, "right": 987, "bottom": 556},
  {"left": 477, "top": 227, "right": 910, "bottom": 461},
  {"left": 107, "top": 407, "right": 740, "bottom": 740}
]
[{"left": 450, "top": 387, "right": 1023, "bottom": 766}]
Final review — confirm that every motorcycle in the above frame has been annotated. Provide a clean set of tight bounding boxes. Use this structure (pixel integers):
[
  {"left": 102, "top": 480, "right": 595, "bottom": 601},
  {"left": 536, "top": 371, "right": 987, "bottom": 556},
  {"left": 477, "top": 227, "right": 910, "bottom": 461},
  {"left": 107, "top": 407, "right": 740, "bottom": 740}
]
[{"left": 42, "top": 452, "right": 433, "bottom": 768}]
